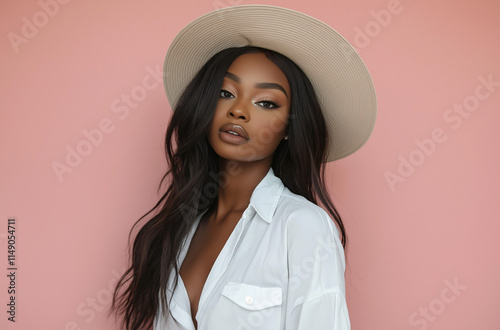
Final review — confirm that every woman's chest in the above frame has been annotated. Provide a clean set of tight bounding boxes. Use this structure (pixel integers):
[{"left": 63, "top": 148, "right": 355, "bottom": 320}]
[
  {"left": 183, "top": 218, "right": 288, "bottom": 329},
  {"left": 179, "top": 213, "right": 243, "bottom": 321}
]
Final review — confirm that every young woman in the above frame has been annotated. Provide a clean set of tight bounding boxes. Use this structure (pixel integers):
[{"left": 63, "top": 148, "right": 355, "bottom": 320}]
[{"left": 111, "top": 5, "right": 376, "bottom": 330}]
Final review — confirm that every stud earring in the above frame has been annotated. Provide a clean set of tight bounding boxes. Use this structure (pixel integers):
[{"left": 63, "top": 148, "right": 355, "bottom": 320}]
[{"left": 284, "top": 136, "right": 288, "bottom": 140}]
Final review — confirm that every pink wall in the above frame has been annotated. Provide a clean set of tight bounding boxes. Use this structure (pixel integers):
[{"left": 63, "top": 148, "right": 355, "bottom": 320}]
[{"left": 1, "top": 0, "right": 499, "bottom": 329}]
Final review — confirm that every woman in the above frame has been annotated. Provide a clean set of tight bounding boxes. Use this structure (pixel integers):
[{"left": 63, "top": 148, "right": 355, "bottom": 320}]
[{"left": 111, "top": 5, "right": 376, "bottom": 330}]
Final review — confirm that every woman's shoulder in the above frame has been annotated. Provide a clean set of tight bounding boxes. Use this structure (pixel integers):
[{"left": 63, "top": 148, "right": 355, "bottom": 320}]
[
  {"left": 275, "top": 187, "right": 346, "bottom": 270},
  {"left": 275, "top": 186, "right": 339, "bottom": 238}
]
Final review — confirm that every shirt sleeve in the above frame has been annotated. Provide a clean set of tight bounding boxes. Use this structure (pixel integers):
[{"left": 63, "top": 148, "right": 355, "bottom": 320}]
[{"left": 284, "top": 206, "right": 351, "bottom": 330}]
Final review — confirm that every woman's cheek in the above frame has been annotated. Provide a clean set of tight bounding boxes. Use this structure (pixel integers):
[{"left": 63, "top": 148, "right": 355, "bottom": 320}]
[{"left": 267, "top": 113, "right": 288, "bottom": 133}]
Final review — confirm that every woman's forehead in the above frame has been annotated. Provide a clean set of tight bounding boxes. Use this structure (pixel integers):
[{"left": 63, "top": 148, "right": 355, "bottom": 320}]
[{"left": 224, "top": 53, "right": 290, "bottom": 94}]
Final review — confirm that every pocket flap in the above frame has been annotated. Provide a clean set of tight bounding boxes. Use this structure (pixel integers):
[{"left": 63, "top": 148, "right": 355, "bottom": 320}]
[{"left": 221, "top": 282, "right": 282, "bottom": 311}]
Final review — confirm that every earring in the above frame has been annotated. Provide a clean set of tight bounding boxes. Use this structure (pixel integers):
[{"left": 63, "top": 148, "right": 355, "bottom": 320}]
[{"left": 284, "top": 136, "right": 288, "bottom": 140}]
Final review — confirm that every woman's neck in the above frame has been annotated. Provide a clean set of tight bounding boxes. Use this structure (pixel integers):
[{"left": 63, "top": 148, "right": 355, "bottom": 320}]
[{"left": 209, "top": 157, "right": 271, "bottom": 224}]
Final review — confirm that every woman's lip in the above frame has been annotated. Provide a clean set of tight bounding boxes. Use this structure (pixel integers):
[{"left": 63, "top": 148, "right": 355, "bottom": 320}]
[
  {"left": 219, "top": 131, "right": 248, "bottom": 145},
  {"left": 219, "top": 123, "right": 249, "bottom": 140}
]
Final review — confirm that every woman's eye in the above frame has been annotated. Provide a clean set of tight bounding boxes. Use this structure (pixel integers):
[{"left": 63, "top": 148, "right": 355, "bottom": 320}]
[
  {"left": 256, "top": 100, "right": 279, "bottom": 109},
  {"left": 219, "top": 90, "right": 234, "bottom": 98}
]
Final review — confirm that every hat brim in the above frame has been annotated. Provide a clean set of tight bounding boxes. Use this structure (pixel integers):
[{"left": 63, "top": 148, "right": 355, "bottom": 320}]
[{"left": 163, "top": 4, "right": 377, "bottom": 162}]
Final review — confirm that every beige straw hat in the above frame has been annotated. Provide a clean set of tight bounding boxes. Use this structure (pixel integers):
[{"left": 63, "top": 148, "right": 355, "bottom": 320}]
[{"left": 163, "top": 4, "right": 377, "bottom": 162}]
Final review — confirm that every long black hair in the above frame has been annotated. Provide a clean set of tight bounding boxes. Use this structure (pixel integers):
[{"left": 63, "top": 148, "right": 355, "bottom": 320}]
[{"left": 110, "top": 46, "right": 347, "bottom": 330}]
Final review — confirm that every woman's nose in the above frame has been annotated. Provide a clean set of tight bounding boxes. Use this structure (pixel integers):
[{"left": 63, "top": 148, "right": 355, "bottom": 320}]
[{"left": 227, "top": 100, "right": 249, "bottom": 121}]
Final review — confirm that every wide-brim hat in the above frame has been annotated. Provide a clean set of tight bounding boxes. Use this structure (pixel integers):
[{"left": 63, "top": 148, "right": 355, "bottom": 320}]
[{"left": 163, "top": 4, "right": 377, "bottom": 162}]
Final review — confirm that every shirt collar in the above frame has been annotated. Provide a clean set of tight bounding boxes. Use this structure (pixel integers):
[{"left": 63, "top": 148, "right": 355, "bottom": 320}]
[{"left": 247, "top": 167, "right": 285, "bottom": 224}]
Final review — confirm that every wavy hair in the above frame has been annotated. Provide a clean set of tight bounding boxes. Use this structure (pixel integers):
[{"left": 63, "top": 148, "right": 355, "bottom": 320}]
[{"left": 110, "top": 46, "right": 347, "bottom": 330}]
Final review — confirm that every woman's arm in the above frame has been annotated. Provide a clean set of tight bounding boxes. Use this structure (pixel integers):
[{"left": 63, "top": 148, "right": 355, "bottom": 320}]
[{"left": 284, "top": 206, "right": 351, "bottom": 329}]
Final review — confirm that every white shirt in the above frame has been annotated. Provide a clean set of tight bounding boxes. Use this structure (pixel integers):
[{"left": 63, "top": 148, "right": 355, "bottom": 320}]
[{"left": 154, "top": 167, "right": 350, "bottom": 329}]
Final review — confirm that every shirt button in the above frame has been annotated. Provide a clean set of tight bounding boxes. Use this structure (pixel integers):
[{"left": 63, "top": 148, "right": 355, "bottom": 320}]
[{"left": 245, "top": 296, "right": 254, "bottom": 305}]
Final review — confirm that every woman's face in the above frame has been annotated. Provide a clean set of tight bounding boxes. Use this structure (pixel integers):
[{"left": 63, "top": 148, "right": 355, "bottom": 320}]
[{"left": 207, "top": 52, "right": 291, "bottom": 164}]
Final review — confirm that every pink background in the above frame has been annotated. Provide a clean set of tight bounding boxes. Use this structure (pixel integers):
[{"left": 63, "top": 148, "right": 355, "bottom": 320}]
[{"left": 1, "top": 0, "right": 499, "bottom": 329}]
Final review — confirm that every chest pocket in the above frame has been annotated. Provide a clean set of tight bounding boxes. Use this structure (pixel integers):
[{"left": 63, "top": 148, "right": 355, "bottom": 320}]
[{"left": 209, "top": 282, "right": 283, "bottom": 329}]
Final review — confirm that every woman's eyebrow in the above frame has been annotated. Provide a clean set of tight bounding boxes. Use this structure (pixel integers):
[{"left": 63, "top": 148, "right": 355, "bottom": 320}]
[
  {"left": 255, "top": 82, "right": 288, "bottom": 98},
  {"left": 225, "top": 72, "right": 288, "bottom": 99},
  {"left": 225, "top": 71, "right": 240, "bottom": 83}
]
